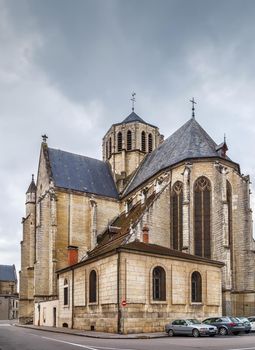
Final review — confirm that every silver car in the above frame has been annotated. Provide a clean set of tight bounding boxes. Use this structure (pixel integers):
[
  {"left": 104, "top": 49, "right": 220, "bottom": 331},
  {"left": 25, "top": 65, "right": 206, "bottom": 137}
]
[{"left": 165, "top": 319, "right": 218, "bottom": 337}]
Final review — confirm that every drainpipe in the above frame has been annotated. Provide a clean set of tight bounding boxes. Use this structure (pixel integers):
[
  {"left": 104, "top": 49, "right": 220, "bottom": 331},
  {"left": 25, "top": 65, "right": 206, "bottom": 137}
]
[
  {"left": 117, "top": 250, "right": 121, "bottom": 334},
  {"left": 71, "top": 268, "right": 74, "bottom": 329}
]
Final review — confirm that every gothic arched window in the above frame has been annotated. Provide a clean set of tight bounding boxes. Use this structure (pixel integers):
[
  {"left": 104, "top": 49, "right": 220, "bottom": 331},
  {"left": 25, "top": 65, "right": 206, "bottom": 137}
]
[
  {"left": 109, "top": 138, "right": 112, "bottom": 157},
  {"left": 89, "top": 270, "right": 97, "bottom": 303},
  {"left": 171, "top": 181, "right": 183, "bottom": 251},
  {"left": 127, "top": 130, "right": 132, "bottom": 151},
  {"left": 194, "top": 177, "right": 211, "bottom": 258},
  {"left": 117, "top": 132, "right": 122, "bottom": 152},
  {"left": 106, "top": 142, "right": 108, "bottom": 159},
  {"left": 227, "top": 180, "right": 232, "bottom": 248},
  {"left": 63, "top": 278, "right": 69, "bottom": 306},
  {"left": 191, "top": 271, "right": 202, "bottom": 302},
  {"left": 148, "top": 133, "right": 153, "bottom": 153},
  {"left": 152, "top": 266, "right": 166, "bottom": 301},
  {"left": 141, "top": 131, "right": 146, "bottom": 152}
]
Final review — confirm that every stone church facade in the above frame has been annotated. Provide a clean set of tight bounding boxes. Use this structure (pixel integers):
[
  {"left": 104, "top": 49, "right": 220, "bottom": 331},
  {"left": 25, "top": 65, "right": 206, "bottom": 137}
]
[{"left": 19, "top": 107, "right": 255, "bottom": 333}]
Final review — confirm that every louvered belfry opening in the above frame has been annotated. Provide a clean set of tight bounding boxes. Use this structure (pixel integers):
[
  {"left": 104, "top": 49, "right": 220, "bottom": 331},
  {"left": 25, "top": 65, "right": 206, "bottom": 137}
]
[
  {"left": 141, "top": 131, "right": 146, "bottom": 152},
  {"left": 171, "top": 181, "right": 183, "bottom": 251},
  {"left": 127, "top": 130, "right": 132, "bottom": 150},
  {"left": 152, "top": 266, "right": 166, "bottom": 301},
  {"left": 148, "top": 133, "right": 153, "bottom": 153},
  {"left": 227, "top": 180, "right": 232, "bottom": 247},
  {"left": 194, "top": 177, "right": 211, "bottom": 258},
  {"left": 117, "top": 132, "right": 122, "bottom": 152},
  {"left": 108, "top": 137, "right": 112, "bottom": 157}
]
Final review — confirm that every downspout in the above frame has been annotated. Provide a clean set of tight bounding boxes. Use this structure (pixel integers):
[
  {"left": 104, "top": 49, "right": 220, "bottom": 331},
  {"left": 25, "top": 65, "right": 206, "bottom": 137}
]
[
  {"left": 117, "top": 250, "right": 121, "bottom": 334},
  {"left": 71, "top": 267, "right": 74, "bottom": 329}
]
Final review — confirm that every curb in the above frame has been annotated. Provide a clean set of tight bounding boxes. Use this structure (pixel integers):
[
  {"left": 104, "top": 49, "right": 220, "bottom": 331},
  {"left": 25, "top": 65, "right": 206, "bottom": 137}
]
[{"left": 14, "top": 324, "right": 167, "bottom": 339}]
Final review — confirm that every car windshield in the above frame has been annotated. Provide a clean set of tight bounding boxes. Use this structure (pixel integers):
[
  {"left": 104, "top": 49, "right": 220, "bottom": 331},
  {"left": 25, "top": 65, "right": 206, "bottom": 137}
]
[
  {"left": 237, "top": 317, "right": 249, "bottom": 322},
  {"left": 186, "top": 319, "right": 201, "bottom": 325}
]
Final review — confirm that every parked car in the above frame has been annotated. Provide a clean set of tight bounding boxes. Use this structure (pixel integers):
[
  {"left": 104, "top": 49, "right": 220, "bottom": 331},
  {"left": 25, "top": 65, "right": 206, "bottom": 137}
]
[
  {"left": 203, "top": 317, "right": 245, "bottom": 335},
  {"left": 165, "top": 319, "right": 218, "bottom": 337},
  {"left": 248, "top": 317, "right": 255, "bottom": 332},
  {"left": 235, "top": 317, "right": 251, "bottom": 334}
]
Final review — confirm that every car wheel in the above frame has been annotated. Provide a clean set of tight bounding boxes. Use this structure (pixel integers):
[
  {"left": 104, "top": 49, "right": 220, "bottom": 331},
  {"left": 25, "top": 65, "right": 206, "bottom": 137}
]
[
  {"left": 219, "top": 327, "right": 228, "bottom": 336},
  {"left": 168, "top": 329, "right": 174, "bottom": 337},
  {"left": 209, "top": 334, "right": 216, "bottom": 337},
  {"left": 233, "top": 332, "right": 239, "bottom": 335},
  {"left": 245, "top": 330, "right": 250, "bottom": 334},
  {"left": 192, "top": 329, "right": 200, "bottom": 337}
]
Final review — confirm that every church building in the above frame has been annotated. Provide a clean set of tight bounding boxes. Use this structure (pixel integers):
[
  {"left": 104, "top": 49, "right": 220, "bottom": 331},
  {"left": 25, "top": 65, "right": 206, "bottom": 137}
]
[{"left": 19, "top": 100, "right": 255, "bottom": 333}]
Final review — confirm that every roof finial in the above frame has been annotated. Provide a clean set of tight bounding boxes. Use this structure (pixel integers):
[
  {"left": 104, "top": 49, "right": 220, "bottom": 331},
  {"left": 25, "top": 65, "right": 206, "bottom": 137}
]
[
  {"left": 32, "top": 174, "right": 34, "bottom": 182},
  {"left": 131, "top": 92, "right": 136, "bottom": 112},
  {"left": 224, "top": 133, "right": 226, "bottom": 144},
  {"left": 189, "top": 97, "right": 197, "bottom": 119},
  {"left": 42, "top": 134, "right": 48, "bottom": 143}
]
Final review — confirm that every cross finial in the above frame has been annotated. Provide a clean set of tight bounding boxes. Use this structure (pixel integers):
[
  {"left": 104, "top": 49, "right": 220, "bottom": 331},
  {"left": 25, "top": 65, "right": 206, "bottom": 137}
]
[
  {"left": 224, "top": 133, "right": 226, "bottom": 144},
  {"left": 42, "top": 134, "right": 48, "bottom": 143},
  {"left": 189, "top": 97, "right": 197, "bottom": 119},
  {"left": 131, "top": 92, "right": 136, "bottom": 112}
]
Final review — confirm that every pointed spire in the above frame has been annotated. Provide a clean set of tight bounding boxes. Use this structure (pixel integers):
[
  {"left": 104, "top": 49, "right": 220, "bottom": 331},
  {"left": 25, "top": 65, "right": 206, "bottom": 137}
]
[
  {"left": 26, "top": 174, "right": 36, "bottom": 194},
  {"left": 189, "top": 97, "right": 197, "bottom": 119}
]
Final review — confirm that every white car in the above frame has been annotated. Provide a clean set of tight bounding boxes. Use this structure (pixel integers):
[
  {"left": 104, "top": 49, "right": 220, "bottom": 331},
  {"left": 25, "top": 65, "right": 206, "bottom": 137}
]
[{"left": 248, "top": 317, "right": 255, "bottom": 332}]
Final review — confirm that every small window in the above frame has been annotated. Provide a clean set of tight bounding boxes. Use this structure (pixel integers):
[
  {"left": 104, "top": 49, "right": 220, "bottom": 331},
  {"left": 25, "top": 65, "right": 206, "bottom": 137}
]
[
  {"left": 191, "top": 271, "right": 202, "bottom": 302},
  {"left": 117, "top": 132, "right": 122, "bottom": 152},
  {"left": 127, "top": 130, "right": 132, "bottom": 151},
  {"left": 148, "top": 133, "right": 153, "bottom": 153},
  {"left": 63, "top": 278, "right": 69, "bottom": 306},
  {"left": 141, "top": 131, "right": 146, "bottom": 152},
  {"left": 152, "top": 266, "right": 166, "bottom": 301},
  {"left": 89, "top": 270, "right": 97, "bottom": 303}
]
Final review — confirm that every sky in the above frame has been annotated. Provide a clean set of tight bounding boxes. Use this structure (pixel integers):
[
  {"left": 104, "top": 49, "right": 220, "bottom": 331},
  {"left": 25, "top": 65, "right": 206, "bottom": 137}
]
[{"left": 0, "top": 0, "right": 255, "bottom": 280}]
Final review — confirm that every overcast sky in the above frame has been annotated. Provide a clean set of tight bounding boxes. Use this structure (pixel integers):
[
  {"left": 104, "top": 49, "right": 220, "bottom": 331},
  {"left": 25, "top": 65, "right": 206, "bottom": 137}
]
[{"left": 0, "top": 0, "right": 255, "bottom": 279}]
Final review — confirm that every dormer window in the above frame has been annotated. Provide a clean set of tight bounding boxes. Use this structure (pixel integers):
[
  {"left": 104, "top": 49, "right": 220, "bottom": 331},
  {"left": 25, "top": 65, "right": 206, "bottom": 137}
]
[{"left": 127, "top": 130, "right": 132, "bottom": 151}]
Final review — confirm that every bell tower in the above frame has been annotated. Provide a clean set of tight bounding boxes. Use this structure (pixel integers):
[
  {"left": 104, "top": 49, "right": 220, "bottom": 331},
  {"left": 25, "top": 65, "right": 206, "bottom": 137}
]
[{"left": 102, "top": 96, "right": 162, "bottom": 192}]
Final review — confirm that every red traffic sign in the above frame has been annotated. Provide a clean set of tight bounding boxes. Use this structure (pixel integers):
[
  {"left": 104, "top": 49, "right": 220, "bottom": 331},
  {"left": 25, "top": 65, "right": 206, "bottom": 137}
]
[{"left": 121, "top": 300, "right": 127, "bottom": 307}]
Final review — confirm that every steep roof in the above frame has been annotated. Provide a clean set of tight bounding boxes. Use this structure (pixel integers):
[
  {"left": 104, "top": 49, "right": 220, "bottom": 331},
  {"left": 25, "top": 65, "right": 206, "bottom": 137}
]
[
  {"left": 122, "top": 111, "right": 146, "bottom": 124},
  {"left": 48, "top": 148, "right": 119, "bottom": 199},
  {"left": 0, "top": 265, "right": 17, "bottom": 282},
  {"left": 124, "top": 117, "right": 236, "bottom": 194}
]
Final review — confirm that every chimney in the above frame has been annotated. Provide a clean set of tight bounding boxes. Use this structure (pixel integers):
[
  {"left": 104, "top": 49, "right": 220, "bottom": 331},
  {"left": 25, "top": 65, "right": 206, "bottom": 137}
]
[
  {"left": 67, "top": 246, "right": 78, "bottom": 266},
  {"left": 142, "top": 225, "right": 149, "bottom": 243}
]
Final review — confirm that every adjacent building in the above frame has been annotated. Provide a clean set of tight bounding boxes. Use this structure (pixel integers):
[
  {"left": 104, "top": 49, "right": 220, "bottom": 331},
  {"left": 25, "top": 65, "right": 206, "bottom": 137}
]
[{"left": 0, "top": 264, "right": 19, "bottom": 320}]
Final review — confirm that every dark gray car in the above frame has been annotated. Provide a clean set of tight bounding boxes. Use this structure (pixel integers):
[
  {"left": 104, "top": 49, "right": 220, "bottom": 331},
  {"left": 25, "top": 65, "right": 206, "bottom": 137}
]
[
  {"left": 165, "top": 319, "right": 218, "bottom": 337},
  {"left": 203, "top": 316, "right": 245, "bottom": 335}
]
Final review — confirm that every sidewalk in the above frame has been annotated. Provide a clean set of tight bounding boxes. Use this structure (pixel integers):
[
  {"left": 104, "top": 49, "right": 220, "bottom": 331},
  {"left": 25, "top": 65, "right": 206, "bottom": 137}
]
[{"left": 15, "top": 323, "right": 167, "bottom": 339}]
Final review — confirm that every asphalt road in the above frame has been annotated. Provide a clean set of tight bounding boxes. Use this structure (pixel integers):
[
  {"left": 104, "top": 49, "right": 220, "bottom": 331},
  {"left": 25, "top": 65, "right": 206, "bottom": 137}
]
[{"left": 1, "top": 321, "right": 255, "bottom": 350}]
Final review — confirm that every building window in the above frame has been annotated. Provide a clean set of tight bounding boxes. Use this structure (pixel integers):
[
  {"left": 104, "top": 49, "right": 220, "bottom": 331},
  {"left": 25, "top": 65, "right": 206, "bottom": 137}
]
[
  {"left": 127, "top": 130, "right": 132, "bottom": 151},
  {"left": 63, "top": 279, "right": 69, "bottom": 306},
  {"left": 171, "top": 181, "right": 183, "bottom": 251},
  {"left": 109, "top": 138, "right": 112, "bottom": 157},
  {"left": 89, "top": 270, "right": 97, "bottom": 303},
  {"left": 191, "top": 271, "right": 202, "bottom": 302},
  {"left": 152, "top": 266, "right": 166, "bottom": 301},
  {"left": 141, "top": 131, "right": 146, "bottom": 152},
  {"left": 194, "top": 177, "right": 211, "bottom": 258},
  {"left": 106, "top": 142, "right": 108, "bottom": 159},
  {"left": 117, "top": 132, "right": 122, "bottom": 152},
  {"left": 148, "top": 133, "right": 153, "bottom": 153}
]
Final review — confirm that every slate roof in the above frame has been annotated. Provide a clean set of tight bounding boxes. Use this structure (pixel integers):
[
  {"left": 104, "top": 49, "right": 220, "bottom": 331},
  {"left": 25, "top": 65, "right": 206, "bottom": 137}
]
[
  {"left": 0, "top": 265, "right": 17, "bottom": 282},
  {"left": 122, "top": 112, "right": 146, "bottom": 124},
  {"left": 124, "top": 117, "right": 237, "bottom": 195},
  {"left": 48, "top": 148, "right": 119, "bottom": 199},
  {"left": 26, "top": 176, "right": 36, "bottom": 194}
]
